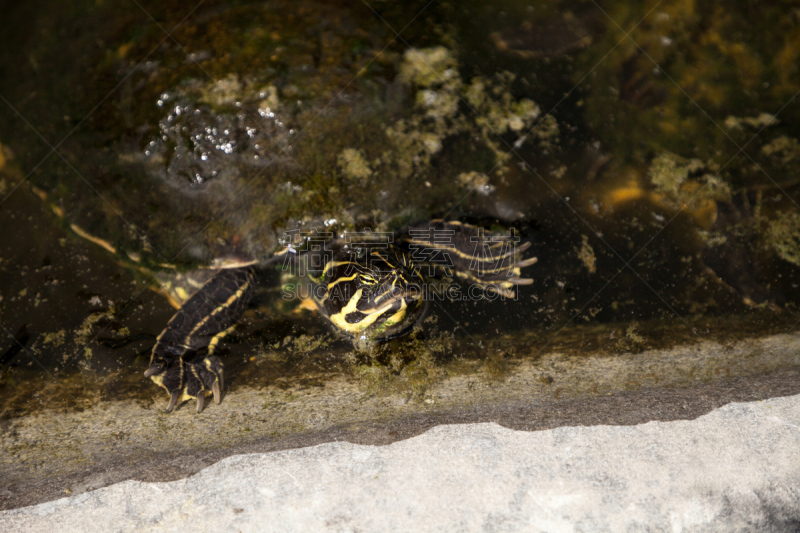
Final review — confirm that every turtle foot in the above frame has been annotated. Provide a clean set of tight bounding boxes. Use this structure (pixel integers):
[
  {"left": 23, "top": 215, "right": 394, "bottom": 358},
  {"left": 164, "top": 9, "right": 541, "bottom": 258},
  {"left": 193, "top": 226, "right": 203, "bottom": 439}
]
[{"left": 145, "top": 356, "right": 224, "bottom": 413}]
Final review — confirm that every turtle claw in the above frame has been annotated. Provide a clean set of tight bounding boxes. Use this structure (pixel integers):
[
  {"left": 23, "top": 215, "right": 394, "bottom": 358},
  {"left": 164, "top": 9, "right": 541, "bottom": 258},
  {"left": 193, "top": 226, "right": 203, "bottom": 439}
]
[
  {"left": 146, "top": 355, "right": 224, "bottom": 414},
  {"left": 200, "top": 356, "right": 224, "bottom": 406},
  {"left": 212, "top": 380, "right": 222, "bottom": 405},
  {"left": 144, "top": 363, "right": 163, "bottom": 378},
  {"left": 517, "top": 256, "right": 538, "bottom": 268},
  {"left": 166, "top": 390, "right": 180, "bottom": 413},
  {"left": 196, "top": 391, "right": 205, "bottom": 413}
]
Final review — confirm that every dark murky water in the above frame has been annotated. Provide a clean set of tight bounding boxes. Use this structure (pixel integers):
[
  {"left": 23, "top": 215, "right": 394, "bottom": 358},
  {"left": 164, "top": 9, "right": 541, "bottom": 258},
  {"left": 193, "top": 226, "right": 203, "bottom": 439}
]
[{"left": 1, "top": 0, "right": 799, "bottom": 417}]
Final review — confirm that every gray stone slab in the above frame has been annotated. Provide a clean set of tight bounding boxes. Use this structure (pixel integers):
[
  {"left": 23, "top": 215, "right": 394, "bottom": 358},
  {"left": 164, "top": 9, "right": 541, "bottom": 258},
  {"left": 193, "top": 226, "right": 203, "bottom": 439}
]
[{"left": 2, "top": 394, "right": 799, "bottom": 532}]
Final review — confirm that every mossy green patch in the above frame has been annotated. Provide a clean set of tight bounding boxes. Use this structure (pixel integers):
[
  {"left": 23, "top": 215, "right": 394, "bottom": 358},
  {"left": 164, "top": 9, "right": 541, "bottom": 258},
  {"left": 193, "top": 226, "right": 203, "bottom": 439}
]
[{"left": 767, "top": 211, "right": 800, "bottom": 267}]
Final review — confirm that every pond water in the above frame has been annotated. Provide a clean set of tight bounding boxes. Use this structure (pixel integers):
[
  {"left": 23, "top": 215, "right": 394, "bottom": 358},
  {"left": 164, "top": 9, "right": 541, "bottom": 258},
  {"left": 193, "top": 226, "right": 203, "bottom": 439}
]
[{"left": 0, "top": 0, "right": 798, "bottom": 417}]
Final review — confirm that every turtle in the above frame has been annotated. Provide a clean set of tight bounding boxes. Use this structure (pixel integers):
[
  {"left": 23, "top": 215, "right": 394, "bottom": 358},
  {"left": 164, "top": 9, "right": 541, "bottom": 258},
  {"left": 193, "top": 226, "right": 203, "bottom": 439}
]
[{"left": 143, "top": 219, "right": 538, "bottom": 413}]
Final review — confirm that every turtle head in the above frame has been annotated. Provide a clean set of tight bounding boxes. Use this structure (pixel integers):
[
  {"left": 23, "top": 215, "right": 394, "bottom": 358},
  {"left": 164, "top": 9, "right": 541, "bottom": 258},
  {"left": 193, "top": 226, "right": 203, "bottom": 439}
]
[{"left": 321, "top": 249, "right": 428, "bottom": 348}]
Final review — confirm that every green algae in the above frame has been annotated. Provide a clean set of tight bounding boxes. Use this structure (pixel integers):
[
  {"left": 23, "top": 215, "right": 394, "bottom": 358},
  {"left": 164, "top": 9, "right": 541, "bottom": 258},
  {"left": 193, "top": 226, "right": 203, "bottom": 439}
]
[
  {"left": 767, "top": 211, "right": 800, "bottom": 267},
  {"left": 647, "top": 151, "right": 730, "bottom": 212},
  {"left": 346, "top": 323, "right": 459, "bottom": 401},
  {"left": 761, "top": 136, "right": 800, "bottom": 166},
  {"left": 575, "top": 234, "right": 597, "bottom": 275},
  {"left": 337, "top": 148, "right": 373, "bottom": 185}
]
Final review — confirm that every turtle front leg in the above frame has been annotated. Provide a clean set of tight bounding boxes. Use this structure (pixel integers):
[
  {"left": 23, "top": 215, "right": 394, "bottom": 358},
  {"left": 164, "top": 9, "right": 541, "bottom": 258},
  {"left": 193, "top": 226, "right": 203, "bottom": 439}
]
[
  {"left": 145, "top": 266, "right": 255, "bottom": 413},
  {"left": 408, "top": 220, "right": 538, "bottom": 297},
  {"left": 145, "top": 355, "right": 224, "bottom": 413}
]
